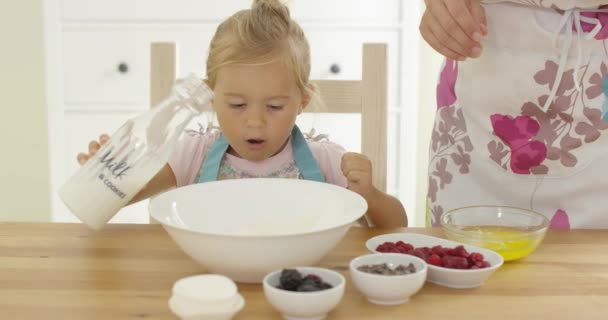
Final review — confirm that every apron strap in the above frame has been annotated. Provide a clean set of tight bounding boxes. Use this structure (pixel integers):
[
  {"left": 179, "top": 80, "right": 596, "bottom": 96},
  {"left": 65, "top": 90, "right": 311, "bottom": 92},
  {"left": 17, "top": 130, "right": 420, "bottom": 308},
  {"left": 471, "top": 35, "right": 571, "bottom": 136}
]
[
  {"left": 197, "top": 134, "right": 230, "bottom": 183},
  {"left": 291, "top": 125, "right": 325, "bottom": 182},
  {"left": 197, "top": 125, "right": 325, "bottom": 183}
]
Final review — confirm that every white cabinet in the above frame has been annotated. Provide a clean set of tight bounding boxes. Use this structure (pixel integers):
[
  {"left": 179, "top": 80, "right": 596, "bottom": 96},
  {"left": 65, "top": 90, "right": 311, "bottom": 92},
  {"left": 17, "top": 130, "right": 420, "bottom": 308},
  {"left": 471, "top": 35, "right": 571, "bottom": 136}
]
[
  {"left": 59, "top": 0, "right": 401, "bottom": 23},
  {"left": 306, "top": 29, "right": 400, "bottom": 106},
  {"left": 45, "top": 0, "right": 422, "bottom": 225},
  {"left": 62, "top": 26, "right": 216, "bottom": 110}
]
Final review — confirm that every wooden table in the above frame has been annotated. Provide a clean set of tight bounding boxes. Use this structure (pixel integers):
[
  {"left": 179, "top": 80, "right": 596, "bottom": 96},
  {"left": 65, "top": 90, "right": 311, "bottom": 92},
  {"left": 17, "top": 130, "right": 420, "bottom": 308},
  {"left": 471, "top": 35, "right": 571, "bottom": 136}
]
[{"left": 1, "top": 223, "right": 607, "bottom": 319}]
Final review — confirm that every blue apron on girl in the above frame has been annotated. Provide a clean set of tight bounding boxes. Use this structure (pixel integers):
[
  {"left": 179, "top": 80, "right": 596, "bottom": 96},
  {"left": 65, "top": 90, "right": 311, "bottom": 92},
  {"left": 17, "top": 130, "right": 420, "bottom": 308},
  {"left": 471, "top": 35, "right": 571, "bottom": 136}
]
[{"left": 197, "top": 125, "right": 326, "bottom": 183}]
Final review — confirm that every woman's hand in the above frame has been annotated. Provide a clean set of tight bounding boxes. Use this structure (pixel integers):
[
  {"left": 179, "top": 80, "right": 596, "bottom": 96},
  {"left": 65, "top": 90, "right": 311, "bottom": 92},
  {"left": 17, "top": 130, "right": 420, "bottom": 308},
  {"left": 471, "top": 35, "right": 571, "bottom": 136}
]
[
  {"left": 420, "top": 0, "right": 487, "bottom": 60},
  {"left": 77, "top": 134, "right": 109, "bottom": 165}
]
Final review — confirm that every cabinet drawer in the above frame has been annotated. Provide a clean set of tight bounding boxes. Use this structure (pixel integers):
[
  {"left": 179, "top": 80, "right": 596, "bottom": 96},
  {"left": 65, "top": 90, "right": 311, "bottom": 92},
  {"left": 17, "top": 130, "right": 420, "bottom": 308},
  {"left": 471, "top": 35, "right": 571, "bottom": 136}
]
[
  {"left": 305, "top": 29, "right": 400, "bottom": 108},
  {"left": 291, "top": 0, "right": 400, "bottom": 24},
  {"left": 62, "top": 26, "right": 215, "bottom": 110},
  {"left": 63, "top": 26, "right": 400, "bottom": 110},
  {"left": 61, "top": 0, "right": 400, "bottom": 24},
  {"left": 61, "top": 0, "right": 250, "bottom": 22}
]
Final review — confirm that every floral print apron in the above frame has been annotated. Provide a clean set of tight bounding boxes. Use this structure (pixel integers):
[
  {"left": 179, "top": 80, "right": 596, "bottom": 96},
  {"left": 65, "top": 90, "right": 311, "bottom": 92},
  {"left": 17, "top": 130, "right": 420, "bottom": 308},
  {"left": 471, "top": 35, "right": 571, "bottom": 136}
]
[{"left": 427, "top": 1, "right": 608, "bottom": 229}]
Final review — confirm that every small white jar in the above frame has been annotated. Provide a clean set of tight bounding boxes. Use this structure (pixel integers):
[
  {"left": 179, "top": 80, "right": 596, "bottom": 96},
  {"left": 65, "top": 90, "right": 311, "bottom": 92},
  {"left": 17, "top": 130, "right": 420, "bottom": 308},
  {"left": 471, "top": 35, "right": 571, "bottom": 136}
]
[{"left": 169, "top": 274, "right": 245, "bottom": 320}]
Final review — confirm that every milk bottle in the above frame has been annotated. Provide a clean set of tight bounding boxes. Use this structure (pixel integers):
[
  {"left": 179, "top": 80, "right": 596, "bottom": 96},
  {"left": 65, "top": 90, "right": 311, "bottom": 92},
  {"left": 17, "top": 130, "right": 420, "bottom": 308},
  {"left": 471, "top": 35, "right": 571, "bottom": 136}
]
[{"left": 59, "top": 75, "right": 214, "bottom": 229}]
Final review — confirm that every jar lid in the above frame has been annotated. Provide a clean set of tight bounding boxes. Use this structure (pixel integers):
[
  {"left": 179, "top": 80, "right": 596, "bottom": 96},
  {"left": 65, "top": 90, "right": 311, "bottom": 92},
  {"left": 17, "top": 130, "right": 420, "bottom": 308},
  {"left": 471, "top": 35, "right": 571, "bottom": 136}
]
[
  {"left": 169, "top": 293, "right": 245, "bottom": 319},
  {"left": 172, "top": 274, "right": 237, "bottom": 303}
]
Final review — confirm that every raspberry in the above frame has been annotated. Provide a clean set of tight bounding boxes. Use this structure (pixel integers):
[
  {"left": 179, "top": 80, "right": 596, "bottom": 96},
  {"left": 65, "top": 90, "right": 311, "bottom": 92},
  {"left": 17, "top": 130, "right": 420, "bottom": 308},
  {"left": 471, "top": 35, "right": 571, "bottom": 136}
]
[
  {"left": 427, "top": 254, "right": 442, "bottom": 267},
  {"left": 400, "top": 243, "right": 414, "bottom": 252},
  {"left": 410, "top": 248, "right": 428, "bottom": 261},
  {"left": 376, "top": 241, "right": 396, "bottom": 252},
  {"left": 431, "top": 245, "right": 444, "bottom": 257},
  {"left": 394, "top": 246, "right": 408, "bottom": 254},
  {"left": 454, "top": 245, "right": 469, "bottom": 258},
  {"left": 442, "top": 256, "right": 469, "bottom": 269},
  {"left": 375, "top": 240, "right": 490, "bottom": 270},
  {"left": 468, "top": 252, "right": 484, "bottom": 263},
  {"left": 376, "top": 243, "right": 389, "bottom": 252}
]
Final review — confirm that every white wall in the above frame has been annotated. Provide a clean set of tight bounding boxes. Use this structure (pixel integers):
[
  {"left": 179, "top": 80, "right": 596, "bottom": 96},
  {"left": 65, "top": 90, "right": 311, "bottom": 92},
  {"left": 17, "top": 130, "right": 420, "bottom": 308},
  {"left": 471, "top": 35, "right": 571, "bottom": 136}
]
[{"left": 0, "top": 0, "right": 51, "bottom": 221}]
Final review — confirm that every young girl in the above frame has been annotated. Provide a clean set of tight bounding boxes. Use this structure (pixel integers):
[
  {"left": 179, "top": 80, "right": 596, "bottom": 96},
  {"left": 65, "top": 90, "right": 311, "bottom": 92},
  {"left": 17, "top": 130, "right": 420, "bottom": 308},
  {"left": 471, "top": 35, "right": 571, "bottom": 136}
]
[
  {"left": 421, "top": 0, "right": 608, "bottom": 229},
  {"left": 78, "top": 0, "right": 407, "bottom": 228}
]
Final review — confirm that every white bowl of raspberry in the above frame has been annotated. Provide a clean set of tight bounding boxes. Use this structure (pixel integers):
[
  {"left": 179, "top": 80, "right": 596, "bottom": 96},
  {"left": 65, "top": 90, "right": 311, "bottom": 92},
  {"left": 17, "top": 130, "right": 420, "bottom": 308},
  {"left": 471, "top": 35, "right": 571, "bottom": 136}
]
[
  {"left": 263, "top": 267, "right": 345, "bottom": 320},
  {"left": 366, "top": 233, "right": 504, "bottom": 289},
  {"left": 149, "top": 178, "right": 367, "bottom": 283}
]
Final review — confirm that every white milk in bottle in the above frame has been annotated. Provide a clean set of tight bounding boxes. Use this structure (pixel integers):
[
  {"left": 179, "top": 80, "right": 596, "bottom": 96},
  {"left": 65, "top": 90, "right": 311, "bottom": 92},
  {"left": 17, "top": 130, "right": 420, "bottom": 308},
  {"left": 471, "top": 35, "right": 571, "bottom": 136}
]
[{"left": 59, "top": 75, "right": 214, "bottom": 229}]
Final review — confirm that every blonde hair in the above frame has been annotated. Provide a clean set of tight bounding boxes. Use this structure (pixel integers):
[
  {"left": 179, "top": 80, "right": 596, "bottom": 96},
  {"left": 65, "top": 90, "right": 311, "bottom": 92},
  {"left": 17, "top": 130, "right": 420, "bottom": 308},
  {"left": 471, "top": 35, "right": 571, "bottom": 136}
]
[{"left": 206, "top": 0, "right": 323, "bottom": 110}]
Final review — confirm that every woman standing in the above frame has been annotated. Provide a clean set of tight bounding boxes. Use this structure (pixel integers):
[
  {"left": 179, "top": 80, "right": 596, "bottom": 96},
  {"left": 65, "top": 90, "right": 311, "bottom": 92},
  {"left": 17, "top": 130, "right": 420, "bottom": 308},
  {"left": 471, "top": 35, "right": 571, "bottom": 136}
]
[{"left": 420, "top": 1, "right": 608, "bottom": 229}]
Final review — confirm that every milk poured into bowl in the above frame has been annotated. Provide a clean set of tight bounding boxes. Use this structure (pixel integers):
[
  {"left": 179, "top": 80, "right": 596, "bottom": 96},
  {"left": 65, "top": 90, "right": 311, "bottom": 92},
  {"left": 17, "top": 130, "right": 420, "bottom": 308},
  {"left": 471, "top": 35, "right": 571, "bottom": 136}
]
[
  {"left": 148, "top": 179, "right": 368, "bottom": 283},
  {"left": 237, "top": 206, "right": 329, "bottom": 236},
  {"left": 159, "top": 179, "right": 348, "bottom": 237}
]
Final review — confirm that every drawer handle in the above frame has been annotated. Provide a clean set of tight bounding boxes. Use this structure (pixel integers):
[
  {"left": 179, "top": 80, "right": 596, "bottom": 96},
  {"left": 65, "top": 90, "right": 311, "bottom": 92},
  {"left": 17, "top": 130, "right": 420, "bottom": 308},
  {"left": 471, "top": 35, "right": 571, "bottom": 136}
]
[
  {"left": 117, "top": 62, "right": 129, "bottom": 74},
  {"left": 329, "top": 63, "right": 341, "bottom": 75}
]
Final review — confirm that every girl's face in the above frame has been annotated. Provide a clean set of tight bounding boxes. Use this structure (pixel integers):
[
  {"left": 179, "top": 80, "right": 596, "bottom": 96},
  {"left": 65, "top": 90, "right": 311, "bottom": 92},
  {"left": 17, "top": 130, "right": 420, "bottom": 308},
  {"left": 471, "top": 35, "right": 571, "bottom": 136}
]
[{"left": 212, "top": 60, "right": 308, "bottom": 162}]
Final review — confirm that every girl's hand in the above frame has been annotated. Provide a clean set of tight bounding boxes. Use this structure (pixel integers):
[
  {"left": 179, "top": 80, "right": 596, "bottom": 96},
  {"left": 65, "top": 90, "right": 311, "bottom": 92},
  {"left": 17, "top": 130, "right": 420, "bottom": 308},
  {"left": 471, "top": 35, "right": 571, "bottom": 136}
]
[
  {"left": 77, "top": 134, "right": 109, "bottom": 165},
  {"left": 420, "top": 0, "right": 487, "bottom": 60},
  {"left": 341, "top": 152, "right": 379, "bottom": 200}
]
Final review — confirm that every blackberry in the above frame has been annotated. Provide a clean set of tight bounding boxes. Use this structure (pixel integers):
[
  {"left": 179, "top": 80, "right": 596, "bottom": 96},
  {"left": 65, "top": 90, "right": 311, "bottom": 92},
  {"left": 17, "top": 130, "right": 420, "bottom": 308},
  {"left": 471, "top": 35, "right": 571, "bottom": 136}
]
[
  {"left": 320, "top": 282, "right": 333, "bottom": 290},
  {"left": 297, "top": 276, "right": 333, "bottom": 292},
  {"left": 279, "top": 269, "right": 303, "bottom": 291},
  {"left": 297, "top": 282, "right": 320, "bottom": 292},
  {"left": 277, "top": 270, "right": 333, "bottom": 292},
  {"left": 302, "top": 274, "right": 321, "bottom": 285}
]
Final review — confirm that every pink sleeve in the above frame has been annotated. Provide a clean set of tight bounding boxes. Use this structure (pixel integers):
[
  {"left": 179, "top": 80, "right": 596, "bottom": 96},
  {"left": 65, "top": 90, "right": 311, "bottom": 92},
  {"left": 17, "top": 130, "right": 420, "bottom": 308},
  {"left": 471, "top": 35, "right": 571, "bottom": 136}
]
[
  {"left": 168, "top": 130, "right": 220, "bottom": 187},
  {"left": 308, "top": 140, "right": 348, "bottom": 188}
]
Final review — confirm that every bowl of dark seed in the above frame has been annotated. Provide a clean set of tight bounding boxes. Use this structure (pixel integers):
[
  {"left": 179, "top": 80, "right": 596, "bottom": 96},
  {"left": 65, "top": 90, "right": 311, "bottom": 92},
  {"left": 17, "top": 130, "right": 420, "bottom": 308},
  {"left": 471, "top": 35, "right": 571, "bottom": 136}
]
[
  {"left": 263, "top": 267, "right": 345, "bottom": 320},
  {"left": 349, "top": 253, "right": 427, "bottom": 306},
  {"left": 357, "top": 262, "right": 417, "bottom": 275}
]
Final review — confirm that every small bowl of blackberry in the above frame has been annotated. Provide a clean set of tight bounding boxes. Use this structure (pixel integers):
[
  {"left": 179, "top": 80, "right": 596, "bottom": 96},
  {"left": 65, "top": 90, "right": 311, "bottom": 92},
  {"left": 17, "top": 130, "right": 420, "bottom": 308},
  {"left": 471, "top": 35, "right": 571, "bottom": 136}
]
[{"left": 263, "top": 267, "right": 345, "bottom": 320}]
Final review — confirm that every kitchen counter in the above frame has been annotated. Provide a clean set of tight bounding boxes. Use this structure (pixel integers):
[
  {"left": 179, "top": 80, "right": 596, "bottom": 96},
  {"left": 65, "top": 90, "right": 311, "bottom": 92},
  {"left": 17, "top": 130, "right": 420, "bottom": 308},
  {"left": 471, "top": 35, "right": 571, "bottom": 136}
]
[{"left": 0, "top": 223, "right": 606, "bottom": 319}]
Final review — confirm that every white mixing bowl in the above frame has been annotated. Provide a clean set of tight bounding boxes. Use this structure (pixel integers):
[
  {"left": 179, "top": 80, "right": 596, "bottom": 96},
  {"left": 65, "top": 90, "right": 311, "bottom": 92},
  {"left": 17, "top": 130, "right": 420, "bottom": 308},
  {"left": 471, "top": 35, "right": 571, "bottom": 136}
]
[{"left": 149, "top": 178, "right": 367, "bottom": 283}]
